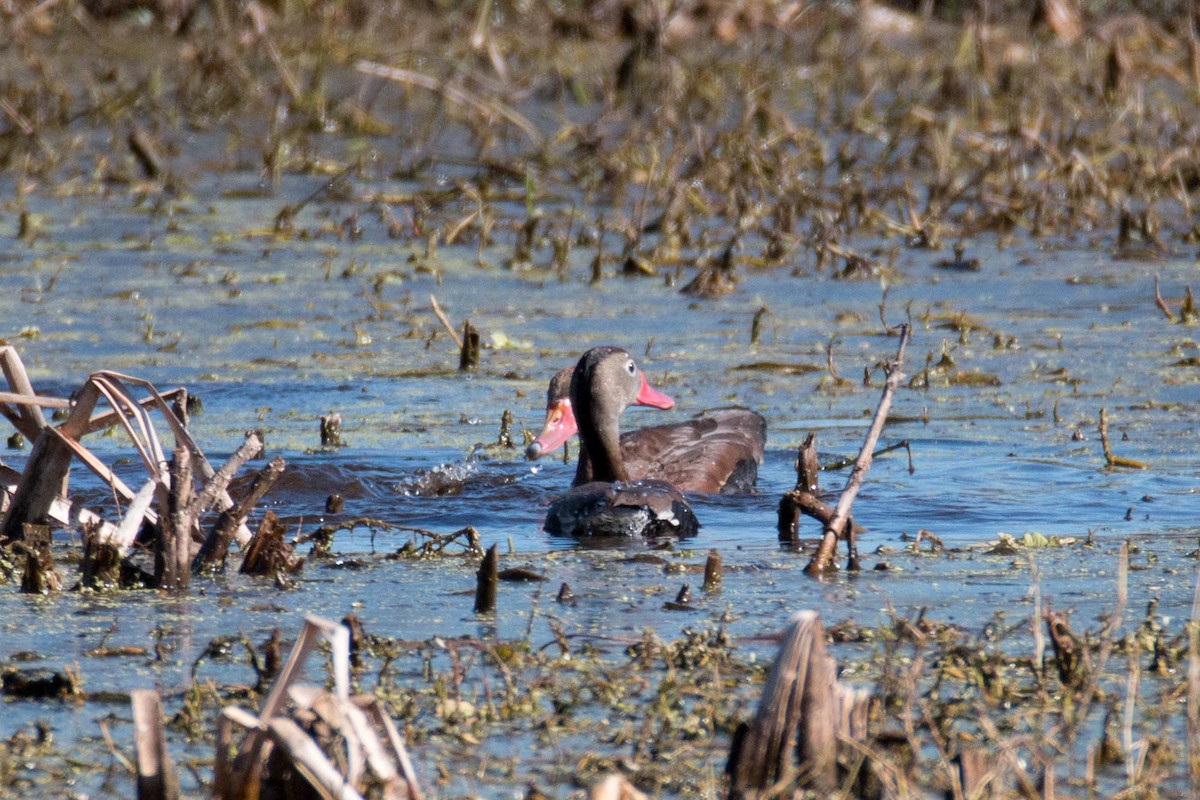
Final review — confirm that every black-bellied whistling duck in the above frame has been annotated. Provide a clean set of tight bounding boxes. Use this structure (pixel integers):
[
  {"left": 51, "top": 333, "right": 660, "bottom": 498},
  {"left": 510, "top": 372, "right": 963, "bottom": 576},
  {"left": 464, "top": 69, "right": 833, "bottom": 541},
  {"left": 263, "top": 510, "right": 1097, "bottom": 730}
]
[
  {"left": 527, "top": 365, "right": 766, "bottom": 494},
  {"left": 542, "top": 346, "right": 700, "bottom": 538}
]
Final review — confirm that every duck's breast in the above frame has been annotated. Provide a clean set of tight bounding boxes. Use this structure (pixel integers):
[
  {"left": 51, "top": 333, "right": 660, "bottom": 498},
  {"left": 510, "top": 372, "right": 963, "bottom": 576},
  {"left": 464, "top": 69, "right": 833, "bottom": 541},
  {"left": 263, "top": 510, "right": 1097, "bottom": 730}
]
[{"left": 544, "top": 480, "right": 699, "bottom": 538}]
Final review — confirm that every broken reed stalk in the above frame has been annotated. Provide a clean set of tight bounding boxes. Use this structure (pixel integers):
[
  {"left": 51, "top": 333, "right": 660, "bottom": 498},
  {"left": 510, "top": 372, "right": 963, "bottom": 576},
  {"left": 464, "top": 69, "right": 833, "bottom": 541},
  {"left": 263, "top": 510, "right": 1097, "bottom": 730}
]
[
  {"left": 804, "top": 324, "right": 908, "bottom": 574},
  {"left": 0, "top": 427, "right": 73, "bottom": 543},
  {"left": 475, "top": 543, "right": 498, "bottom": 614},
  {"left": 459, "top": 320, "right": 480, "bottom": 370},
  {"left": 777, "top": 435, "right": 868, "bottom": 546},
  {"left": 219, "top": 616, "right": 422, "bottom": 800},
  {"left": 239, "top": 510, "right": 303, "bottom": 578},
  {"left": 19, "top": 522, "right": 61, "bottom": 593},
  {"left": 1099, "top": 408, "right": 1147, "bottom": 469},
  {"left": 429, "top": 295, "right": 463, "bottom": 349},
  {"left": 0, "top": 345, "right": 49, "bottom": 438},
  {"left": 319, "top": 413, "right": 342, "bottom": 446},
  {"left": 590, "top": 774, "right": 649, "bottom": 800},
  {"left": 1154, "top": 274, "right": 1177, "bottom": 322},
  {"left": 195, "top": 451, "right": 284, "bottom": 573},
  {"left": 1189, "top": 558, "right": 1200, "bottom": 796},
  {"left": 954, "top": 750, "right": 992, "bottom": 799},
  {"left": 727, "top": 610, "right": 851, "bottom": 799},
  {"left": 703, "top": 549, "right": 722, "bottom": 592},
  {"left": 80, "top": 520, "right": 123, "bottom": 589},
  {"left": 157, "top": 445, "right": 193, "bottom": 591},
  {"left": 131, "top": 688, "right": 180, "bottom": 800}
]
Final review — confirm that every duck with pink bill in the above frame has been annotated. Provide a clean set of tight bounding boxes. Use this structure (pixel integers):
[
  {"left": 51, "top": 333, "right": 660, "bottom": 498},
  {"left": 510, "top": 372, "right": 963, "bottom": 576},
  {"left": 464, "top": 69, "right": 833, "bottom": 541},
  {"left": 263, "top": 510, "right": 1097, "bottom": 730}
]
[
  {"left": 539, "top": 346, "right": 699, "bottom": 537},
  {"left": 527, "top": 360, "right": 766, "bottom": 495}
]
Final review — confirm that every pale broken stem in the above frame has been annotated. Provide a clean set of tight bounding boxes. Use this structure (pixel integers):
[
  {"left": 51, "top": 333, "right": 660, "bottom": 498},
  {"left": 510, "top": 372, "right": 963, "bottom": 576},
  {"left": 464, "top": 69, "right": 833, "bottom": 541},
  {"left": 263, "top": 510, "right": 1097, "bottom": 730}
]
[
  {"left": 356, "top": 61, "right": 541, "bottom": 146},
  {"left": 230, "top": 616, "right": 352, "bottom": 798},
  {"left": 1155, "top": 274, "right": 1178, "bottom": 322},
  {"left": 265, "top": 718, "right": 363, "bottom": 800},
  {"left": 1, "top": 345, "right": 49, "bottom": 437},
  {"left": 429, "top": 295, "right": 463, "bottom": 349},
  {"left": 131, "top": 688, "right": 179, "bottom": 800},
  {"left": 1029, "top": 557, "right": 1045, "bottom": 681},
  {"left": 590, "top": 774, "right": 649, "bottom": 800},
  {"left": 806, "top": 324, "right": 909, "bottom": 575},
  {"left": 361, "top": 698, "right": 423, "bottom": 799},
  {"left": 183, "top": 430, "right": 264, "bottom": 521}
]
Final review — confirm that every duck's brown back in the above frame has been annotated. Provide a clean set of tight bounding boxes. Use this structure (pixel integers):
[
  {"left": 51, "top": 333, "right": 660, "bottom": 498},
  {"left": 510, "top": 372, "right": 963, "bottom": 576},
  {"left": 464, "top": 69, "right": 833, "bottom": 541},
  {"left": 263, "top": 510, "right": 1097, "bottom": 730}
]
[{"left": 574, "top": 409, "right": 766, "bottom": 493}]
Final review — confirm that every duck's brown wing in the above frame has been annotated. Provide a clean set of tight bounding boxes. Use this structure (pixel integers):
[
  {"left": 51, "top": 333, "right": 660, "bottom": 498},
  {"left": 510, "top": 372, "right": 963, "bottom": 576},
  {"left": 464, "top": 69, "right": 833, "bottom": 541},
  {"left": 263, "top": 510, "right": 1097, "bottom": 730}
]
[{"left": 620, "top": 409, "right": 766, "bottom": 494}]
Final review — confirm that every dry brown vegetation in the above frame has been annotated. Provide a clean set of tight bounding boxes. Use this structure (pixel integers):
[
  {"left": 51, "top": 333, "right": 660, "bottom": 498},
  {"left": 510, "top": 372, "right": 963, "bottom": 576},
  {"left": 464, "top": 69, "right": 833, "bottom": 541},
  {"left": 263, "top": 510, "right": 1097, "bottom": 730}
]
[
  {"left": 4, "top": 0, "right": 1200, "bottom": 797},
  {"left": 3, "top": 0, "right": 1200, "bottom": 278}
]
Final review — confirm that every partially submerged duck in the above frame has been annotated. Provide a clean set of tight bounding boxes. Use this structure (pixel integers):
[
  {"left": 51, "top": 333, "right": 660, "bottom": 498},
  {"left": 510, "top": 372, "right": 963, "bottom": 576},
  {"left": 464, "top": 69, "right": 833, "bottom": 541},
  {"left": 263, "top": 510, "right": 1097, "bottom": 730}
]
[
  {"left": 542, "top": 347, "right": 700, "bottom": 538},
  {"left": 527, "top": 366, "right": 766, "bottom": 494}
]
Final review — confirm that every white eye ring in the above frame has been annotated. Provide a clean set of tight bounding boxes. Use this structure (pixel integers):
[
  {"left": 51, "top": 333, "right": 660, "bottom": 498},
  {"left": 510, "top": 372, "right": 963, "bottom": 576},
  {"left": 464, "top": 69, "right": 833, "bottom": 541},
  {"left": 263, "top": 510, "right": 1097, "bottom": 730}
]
[{"left": 625, "top": 359, "right": 636, "bottom": 375}]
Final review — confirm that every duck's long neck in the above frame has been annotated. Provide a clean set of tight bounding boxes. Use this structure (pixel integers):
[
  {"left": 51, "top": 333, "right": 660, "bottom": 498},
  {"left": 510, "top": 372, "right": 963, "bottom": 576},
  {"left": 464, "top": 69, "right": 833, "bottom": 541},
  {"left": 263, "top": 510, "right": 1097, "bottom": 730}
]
[{"left": 574, "top": 401, "right": 628, "bottom": 484}]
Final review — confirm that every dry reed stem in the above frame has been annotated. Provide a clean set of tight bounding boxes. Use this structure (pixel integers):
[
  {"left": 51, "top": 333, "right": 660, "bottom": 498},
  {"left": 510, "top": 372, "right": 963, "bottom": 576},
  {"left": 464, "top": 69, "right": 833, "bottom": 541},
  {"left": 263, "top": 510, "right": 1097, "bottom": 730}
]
[
  {"left": 1189, "top": 559, "right": 1200, "bottom": 799},
  {"left": 429, "top": 295, "right": 463, "bottom": 349},
  {"left": 1066, "top": 543, "right": 1129, "bottom": 745},
  {"left": 1099, "top": 408, "right": 1147, "bottom": 469},
  {"left": 806, "top": 323, "right": 909, "bottom": 575},
  {"left": 131, "top": 688, "right": 180, "bottom": 800},
  {"left": 356, "top": 61, "right": 541, "bottom": 145}
]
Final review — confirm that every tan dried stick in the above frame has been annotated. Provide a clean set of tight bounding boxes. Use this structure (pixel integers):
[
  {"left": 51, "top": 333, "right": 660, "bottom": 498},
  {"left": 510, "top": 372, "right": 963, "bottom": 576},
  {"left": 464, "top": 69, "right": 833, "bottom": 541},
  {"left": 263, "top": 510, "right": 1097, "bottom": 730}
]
[
  {"left": 1154, "top": 274, "right": 1178, "bottom": 322},
  {"left": 429, "top": 295, "right": 464, "bottom": 349},
  {"left": 806, "top": 324, "right": 909, "bottom": 575},
  {"left": 356, "top": 61, "right": 541, "bottom": 145}
]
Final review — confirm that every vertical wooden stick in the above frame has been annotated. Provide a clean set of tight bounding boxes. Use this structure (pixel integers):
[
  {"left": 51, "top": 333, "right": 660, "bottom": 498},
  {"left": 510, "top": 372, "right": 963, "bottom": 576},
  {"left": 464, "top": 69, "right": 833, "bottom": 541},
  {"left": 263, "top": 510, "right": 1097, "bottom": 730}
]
[
  {"left": 459, "top": 321, "right": 480, "bottom": 370},
  {"left": 132, "top": 688, "right": 180, "bottom": 800},
  {"left": 475, "top": 543, "right": 498, "bottom": 614},
  {"left": 703, "top": 549, "right": 722, "bottom": 592}
]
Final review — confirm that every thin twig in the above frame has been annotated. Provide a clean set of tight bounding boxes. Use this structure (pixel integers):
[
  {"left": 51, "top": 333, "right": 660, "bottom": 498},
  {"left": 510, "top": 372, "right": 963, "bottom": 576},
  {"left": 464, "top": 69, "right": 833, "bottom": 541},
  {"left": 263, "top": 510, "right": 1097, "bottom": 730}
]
[
  {"left": 429, "top": 295, "right": 463, "bottom": 349},
  {"left": 1099, "top": 407, "right": 1147, "bottom": 469},
  {"left": 806, "top": 324, "right": 909, "bottom": 575},
  {"left": 1154, "top": 274, "right": 1178, "bottom": 322}
]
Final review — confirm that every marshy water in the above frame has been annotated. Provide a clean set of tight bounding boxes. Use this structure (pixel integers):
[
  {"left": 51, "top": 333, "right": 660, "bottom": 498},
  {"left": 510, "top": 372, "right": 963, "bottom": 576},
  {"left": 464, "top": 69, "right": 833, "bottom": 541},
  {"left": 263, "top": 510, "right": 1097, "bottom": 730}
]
[{"left": 2, "top": 4, "right": 1200, "bottom": 798}]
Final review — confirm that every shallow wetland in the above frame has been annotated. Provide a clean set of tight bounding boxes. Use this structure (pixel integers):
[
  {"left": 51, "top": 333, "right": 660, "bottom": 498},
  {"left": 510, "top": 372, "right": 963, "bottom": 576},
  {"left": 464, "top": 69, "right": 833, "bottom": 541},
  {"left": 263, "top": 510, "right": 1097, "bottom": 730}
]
[{"left": 1, "top": 0, "right": 1200, "bottom": 796}]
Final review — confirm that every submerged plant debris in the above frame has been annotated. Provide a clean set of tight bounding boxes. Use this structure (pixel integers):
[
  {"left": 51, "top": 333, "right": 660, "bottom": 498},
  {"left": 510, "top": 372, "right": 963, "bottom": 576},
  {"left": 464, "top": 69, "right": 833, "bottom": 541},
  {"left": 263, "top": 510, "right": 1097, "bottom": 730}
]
[{"left": 2, "top": 0, "right": 1200, "bottom": 796}]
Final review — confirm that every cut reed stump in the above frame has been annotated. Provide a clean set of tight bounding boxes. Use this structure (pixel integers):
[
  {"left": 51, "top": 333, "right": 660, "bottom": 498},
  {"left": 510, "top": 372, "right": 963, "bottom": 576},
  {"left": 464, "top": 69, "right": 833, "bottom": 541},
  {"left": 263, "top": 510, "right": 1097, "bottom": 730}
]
[
  {"left": 131, "top": 688, "right": 179, "bottom": 800},
  {"left": 727, "top": 611, "right": 872, "bottom": 800},
  {"left": 459, "top": 320, "right": 480, "bottom": 370},
  {"left": 156, "top": 445, "right": 193, "bottom": 591},
  {"left": 18, "top": 522, "right": 61, "bottom": 594},
  {"left": 239, "top": 510, "right": 303, "bottom": 578},
  {"left": 194, "top": 450, "right": 283, "bottom": 573},
  {"left": 777, "top": 433, "right": 860, "bottom": 547},
  {"left": 475, "top": 543, "right": 498, "bottom": 614},
  {"left": 703, "top": 549, "right": 722, "bottom": 592}
]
